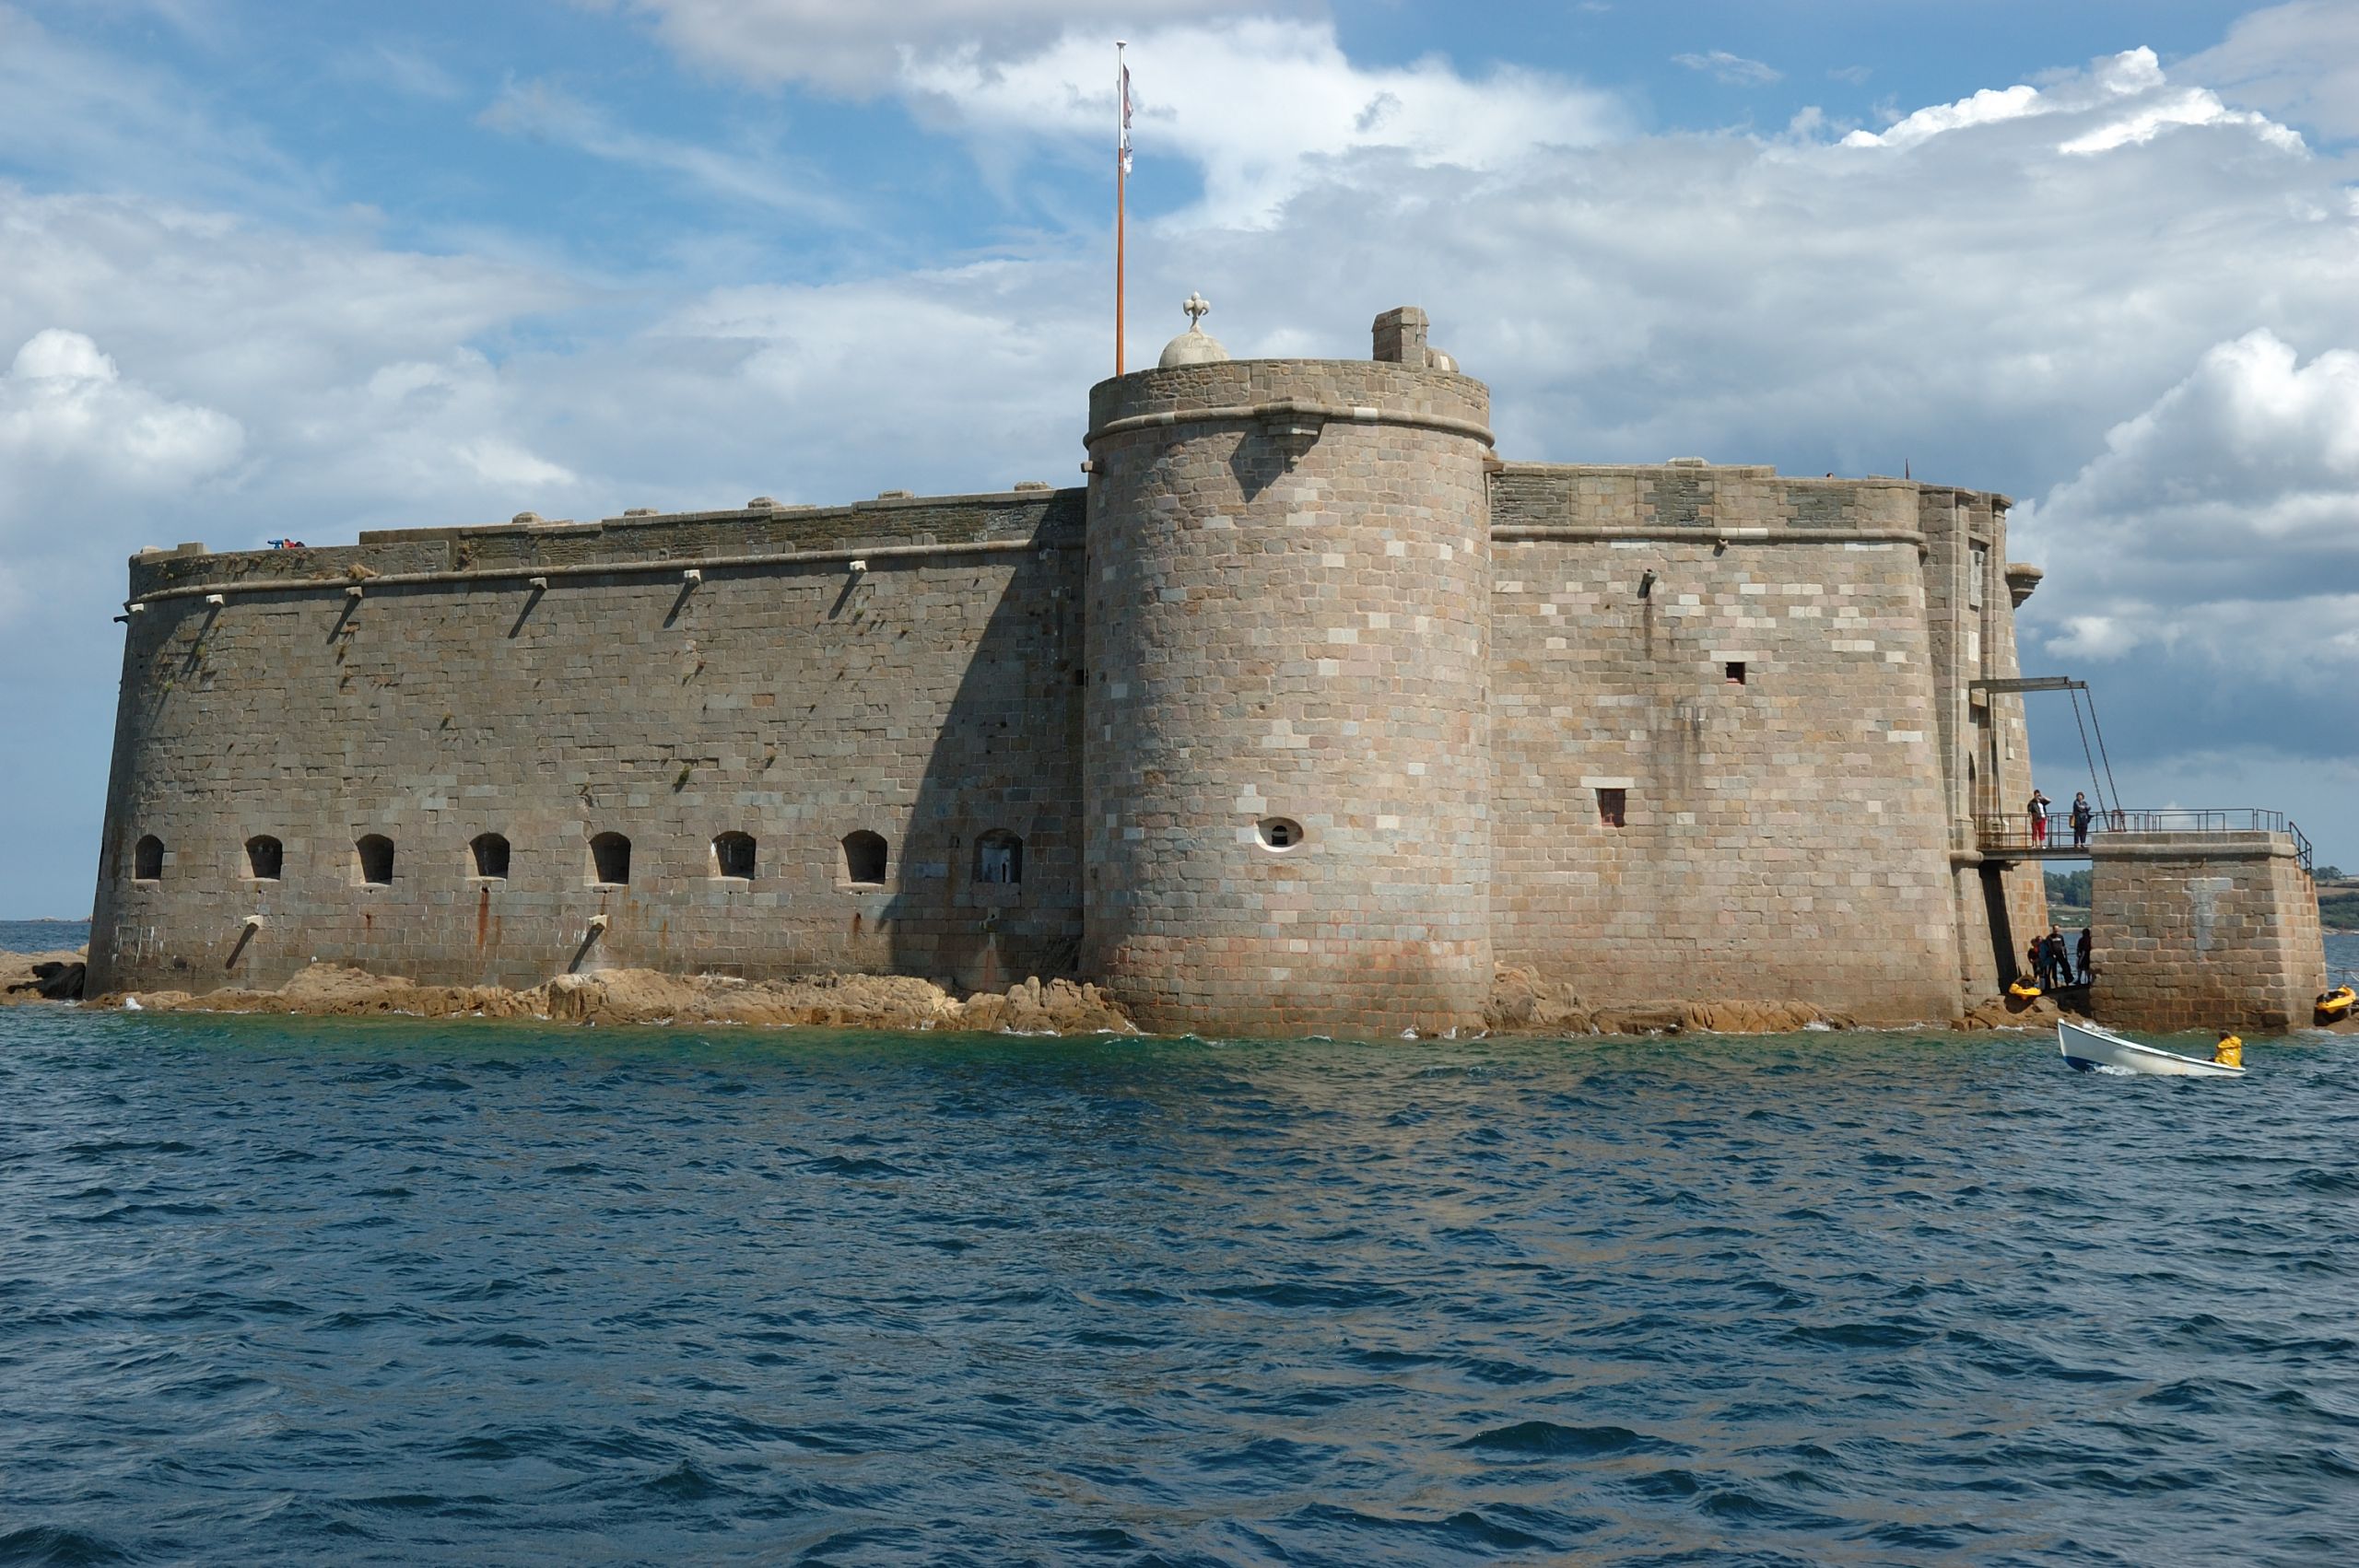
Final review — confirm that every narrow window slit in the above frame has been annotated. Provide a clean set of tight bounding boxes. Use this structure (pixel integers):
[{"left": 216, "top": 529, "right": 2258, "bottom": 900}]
[
  {"left": 975, "top": 830, "right": 1023, "bottom": 884},
  {"left": 713, "top": 831, "right": 757, "bottom": 880},
  {"left": 842, "top": 830, "right": 887, "bottom": 886},
  {"left": 356, "top": 835, "right": 394, "bottom": 885},
  {"left": 246, "top": 836, "right": 283, "bottom": 881},
  {"left": 591, "top": 832, "right": 631, "bottom": 886},
  {"left": 471, "top": 833, "right": 511, "bottom": 879}
]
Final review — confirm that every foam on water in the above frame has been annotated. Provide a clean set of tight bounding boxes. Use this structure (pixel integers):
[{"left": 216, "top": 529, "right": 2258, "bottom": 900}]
[{"left": 3, "top": 1003, "right": 2357, "bottom": 1563}]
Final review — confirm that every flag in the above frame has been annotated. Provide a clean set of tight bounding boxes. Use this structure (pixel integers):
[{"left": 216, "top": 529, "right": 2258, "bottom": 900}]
[{"left": 1119, "top": 55, "right": 1133, "bottom": 175}]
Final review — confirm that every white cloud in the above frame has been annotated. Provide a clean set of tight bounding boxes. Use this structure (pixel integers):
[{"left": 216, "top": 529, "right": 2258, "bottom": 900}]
[
  {"left": 478, "top": 78, "right": 857, "bottom": 224},
  {"left": 2010, "top": 328, "right": 2359, "bottom": 847},
  {"left": 583, "top": 0, "right": 1310, "bottom": 93},
  {"left": 1672, "top": 51, "right": 1780, "bottom": 87},
  {"left": 0, "top": 328, "right": 241, "bottom": 485},
  {"left": 0, "top": 5, "right": 312, "bottom": 217},
  {"left": 0, "top": 184, "right": 574, "bottom": 653},
  {"left": 0, "top": 327, "right": 242, "bottom": 624},
  {"left": 1844, "top": 82, "right": 2043, "bottom": 148},
  {"left": 900, "top": 18, "right": 1624, "bottom": 228},
  {"left": 2019, "top": 330, "right": 2359, "bottom": 676},
  {"left": 1842, "top": 47, "right": 2303, "bottom": 156},
  {"left": 459, "top": 436, "right": 580, "bottom": 490},
  {"left": 2182, "top": 0, "right": 2359, "bottom": 142}
]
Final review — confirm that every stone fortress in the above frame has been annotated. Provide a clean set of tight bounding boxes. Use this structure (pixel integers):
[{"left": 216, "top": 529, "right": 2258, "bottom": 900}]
[{"left": 88, "top": 304, "right": 2328, "bottom": 1036}]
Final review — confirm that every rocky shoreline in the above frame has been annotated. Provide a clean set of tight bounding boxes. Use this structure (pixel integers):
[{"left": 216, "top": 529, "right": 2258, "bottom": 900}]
[
  {"left": 87, "top": 964, "right": 1138, "bottom": 1035},
  {"left": 0, "top": 948, "right": 2152, "bottom": 1036},
  {"left": 2, "top": 950, "right": 88, "bottom": 1004}
]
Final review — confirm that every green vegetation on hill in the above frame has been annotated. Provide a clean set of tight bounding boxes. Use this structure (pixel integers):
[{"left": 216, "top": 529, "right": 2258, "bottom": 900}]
[
  {"left": 2045, "top": 869, "right": 2092, "bottom": 909},
  {"left": 2046, "top": 866, "right": 2358, "bottom": 929}
]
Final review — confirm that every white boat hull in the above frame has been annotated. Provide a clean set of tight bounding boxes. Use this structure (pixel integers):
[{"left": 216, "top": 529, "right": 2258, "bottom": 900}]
[{"left": 2058, "top": 1021, "right": 2244, "bottom": 1077}]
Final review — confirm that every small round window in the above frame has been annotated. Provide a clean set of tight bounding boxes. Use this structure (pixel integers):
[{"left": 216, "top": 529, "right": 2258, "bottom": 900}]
[{"left": 1257, "top": 817, "right": 1305, "bottom": 851}]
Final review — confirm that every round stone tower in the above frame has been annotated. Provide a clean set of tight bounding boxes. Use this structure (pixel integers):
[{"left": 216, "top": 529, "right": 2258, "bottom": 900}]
[{"left": 1081, "top": 305, "right": 1494, "bottom": 1037}]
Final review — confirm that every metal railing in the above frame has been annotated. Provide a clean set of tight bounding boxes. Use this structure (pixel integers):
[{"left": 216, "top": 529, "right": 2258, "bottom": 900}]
[{"left": 1974, "top": 808, "right": 2313, "bottom": 872}]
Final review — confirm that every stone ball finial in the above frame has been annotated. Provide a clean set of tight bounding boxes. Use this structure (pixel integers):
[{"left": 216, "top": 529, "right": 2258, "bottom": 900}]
[{"left": 1158, "top": 289, "right": 1229, "bottom": 369}]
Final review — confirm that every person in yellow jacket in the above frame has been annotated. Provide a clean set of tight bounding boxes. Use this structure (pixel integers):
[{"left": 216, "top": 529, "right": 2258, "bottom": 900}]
[{"left": 2212, "top": 1033, "right": 2243, "bottom": 1069}]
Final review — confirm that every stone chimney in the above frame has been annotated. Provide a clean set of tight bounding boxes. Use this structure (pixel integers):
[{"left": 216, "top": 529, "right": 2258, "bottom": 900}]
[{"left": 1372, "top": 307, "right": 1429, "bottom": 366}]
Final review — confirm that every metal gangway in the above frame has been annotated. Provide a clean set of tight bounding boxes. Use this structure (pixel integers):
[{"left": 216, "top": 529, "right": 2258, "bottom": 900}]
[
  {"left": 1966, "top": 675, "right": 2314, "bottom": 873},
  {"left": 1976, "top": 806, "right": 2315, "bottom": 872}
]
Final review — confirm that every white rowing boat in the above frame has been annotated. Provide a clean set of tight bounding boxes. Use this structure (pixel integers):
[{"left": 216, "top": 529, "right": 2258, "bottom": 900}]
[{"left": 2058, "top": 1020, "right": 2244, "bottom": 1078}]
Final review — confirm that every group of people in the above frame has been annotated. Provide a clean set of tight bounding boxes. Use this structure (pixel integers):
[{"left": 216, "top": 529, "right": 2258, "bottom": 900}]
[
  {"left": 2027, "top": 925, "right": 2092, "bottom": 990},
  {"left": 2025, "top": 789, "right": 2096, "bottom": 848}
]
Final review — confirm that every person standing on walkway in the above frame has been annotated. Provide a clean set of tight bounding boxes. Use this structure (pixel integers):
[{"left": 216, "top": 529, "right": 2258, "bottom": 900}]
[
  {"left": 2070, "top": 791, "right": 2093, "bottom": 849},
  {"left": 2027, "top": 789, "right": 2051, "bottom": 846},
  {"left": 2076, "top": 927, "right": 2094, "bottom": 986}
]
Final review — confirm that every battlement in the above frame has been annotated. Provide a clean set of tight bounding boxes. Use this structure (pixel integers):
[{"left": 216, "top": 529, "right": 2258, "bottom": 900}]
[
  {"left": 1491, "top": 462, "right": 2003, "bottom": 540},
  {"left": 123, "top": 486, "right": 1087, "bottom": 603}
]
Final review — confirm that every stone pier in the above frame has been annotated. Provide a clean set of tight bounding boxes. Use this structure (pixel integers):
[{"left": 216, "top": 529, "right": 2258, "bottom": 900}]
[{"left": 2087, "top": 832, "right": 2326, "bottom": 1033}]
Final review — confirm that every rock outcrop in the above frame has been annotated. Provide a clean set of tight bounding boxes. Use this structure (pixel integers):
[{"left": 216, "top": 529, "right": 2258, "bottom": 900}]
[
  {"left": 1956, "top": 990, "right": 2066, "bottom": 1030},
  {"left": 1485, "top": 965, "right": 1856, "bottom": 1036},
  {"left": 91, "top": 964, "right": 1137, "bottom": 1036},
  {"left": 3, "top": 950, "right": 88, "bottom": 1004}
]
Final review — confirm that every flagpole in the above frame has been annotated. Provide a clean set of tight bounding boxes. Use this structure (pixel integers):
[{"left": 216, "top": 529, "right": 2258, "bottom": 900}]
[{"left": 1115, "top": 40, "right": 1127, "bottom": 378}]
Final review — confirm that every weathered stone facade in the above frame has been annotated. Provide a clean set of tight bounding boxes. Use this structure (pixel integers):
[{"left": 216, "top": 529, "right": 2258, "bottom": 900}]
[
  {"left": 89, "top": 304, "right": 2170, "bottom": 1035},
  {"left": 1083, "top": 346, "right": 1495, "bottom": 1035},
  {"left": 2089, "top": 834, "right": 2327, "bottom": 1032},
  {"left": 93, "top": 495, "right": 1088, "bottom": 995}
]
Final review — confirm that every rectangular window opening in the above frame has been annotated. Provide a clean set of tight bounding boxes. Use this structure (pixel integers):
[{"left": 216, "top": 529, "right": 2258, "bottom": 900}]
[
  {"left": 1724, "top": 661, "right": 1747, "bottom": 685},
  {"left": 1598, "top": 788, "right": 1626, "bottom": 828}
]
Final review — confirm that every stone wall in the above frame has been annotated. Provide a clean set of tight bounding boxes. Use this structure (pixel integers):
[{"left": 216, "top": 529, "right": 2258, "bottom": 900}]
[
  {"left": 88, "top": 493, "right": 1087, "bottom": 994},
  {"left": 1486, "top": 463, "right": 1964, "bottom": 1023},
  {"left": 1081, "top": 355, "right": 1496, "bottom": 1036},
  {"left": 2088, "top": 834, "right": 2327, "bottom": 1032}
]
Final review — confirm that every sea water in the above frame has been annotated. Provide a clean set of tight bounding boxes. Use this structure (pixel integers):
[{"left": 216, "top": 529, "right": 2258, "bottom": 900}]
[{"left": 4, "top": 993, "right": 2357, "bottom": 1565}]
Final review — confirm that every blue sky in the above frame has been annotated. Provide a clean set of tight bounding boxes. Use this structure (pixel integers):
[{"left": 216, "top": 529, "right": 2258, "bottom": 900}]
[{"left": 3, "top": 0, "right": 2356, "bottom": 913}]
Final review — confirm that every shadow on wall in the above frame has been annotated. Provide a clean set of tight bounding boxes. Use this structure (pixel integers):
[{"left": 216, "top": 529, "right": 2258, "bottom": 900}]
[{"left": 884, "top": 512, "right": 1087, "bottom": 991}]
